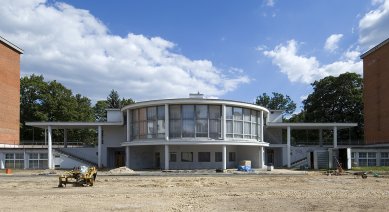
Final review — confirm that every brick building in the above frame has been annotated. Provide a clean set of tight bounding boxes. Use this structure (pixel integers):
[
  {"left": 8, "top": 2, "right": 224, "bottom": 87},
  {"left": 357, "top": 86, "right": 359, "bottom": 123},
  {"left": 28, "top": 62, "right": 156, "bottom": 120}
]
[
  {"left": 361, "top": 38, "right": 389, "bottom": 145},
  {"left": 0, "top": 36, "right": 23, "bottom": 145}
]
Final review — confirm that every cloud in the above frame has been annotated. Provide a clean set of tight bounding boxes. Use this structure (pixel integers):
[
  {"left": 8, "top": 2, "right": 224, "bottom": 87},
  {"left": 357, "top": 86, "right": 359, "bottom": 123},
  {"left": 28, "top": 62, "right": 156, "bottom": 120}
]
[
  {"left": 0, "top": 0, "right": 249, "bottom": 101},
  {"left": 359, "top": 0, "right": 389, "bottom": 49},
  {"left": 263, "top": 40, "right": 362, "bottom": 84},
  {"left": 324, "top": 34, "right": 343, "bottom": 52},
  {"left": 265, "top": 0, "right": 276, "bottom": 7}
]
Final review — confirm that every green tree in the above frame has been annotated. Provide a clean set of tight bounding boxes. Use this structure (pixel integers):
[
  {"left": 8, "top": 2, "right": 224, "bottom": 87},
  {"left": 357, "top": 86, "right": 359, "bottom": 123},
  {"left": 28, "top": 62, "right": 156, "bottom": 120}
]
[
  {"left": 93, "top": 100, "right": 108, "bottom": 122},
  {"left": 302, "top": 72, "right": 363, "bottom": 139},
  {"left": 106, "top": 89, "right": 121, "bottom": 108},
  {"left": 255, "top": 92, "right": 296, "bottom": 116},
  {"left": 121, "top": 97, "right": 135, "bottom": 107}
]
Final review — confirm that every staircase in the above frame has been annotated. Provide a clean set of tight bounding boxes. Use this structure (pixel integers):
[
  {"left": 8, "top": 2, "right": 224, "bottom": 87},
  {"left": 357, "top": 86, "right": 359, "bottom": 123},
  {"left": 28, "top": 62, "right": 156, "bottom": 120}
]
[
  {"left": 54, "top": 148, "right": 98, "bottom": 167},
  {"left": 290, "top": 157, "right": 308, "bottom": 169}
]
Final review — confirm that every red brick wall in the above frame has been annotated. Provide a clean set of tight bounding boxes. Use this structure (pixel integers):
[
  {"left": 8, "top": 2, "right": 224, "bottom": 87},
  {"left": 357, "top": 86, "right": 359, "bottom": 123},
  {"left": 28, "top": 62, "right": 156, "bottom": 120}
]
[
  {"left": 0, "top": 41, "right": 20, "bottom": 145},
  {"left": 363, "top": 42, "right": 389, "bottom": 144}
]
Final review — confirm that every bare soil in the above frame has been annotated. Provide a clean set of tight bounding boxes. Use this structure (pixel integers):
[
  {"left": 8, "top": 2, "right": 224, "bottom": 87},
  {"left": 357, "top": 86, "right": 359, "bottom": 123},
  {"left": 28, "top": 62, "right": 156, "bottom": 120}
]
[{"left": 0, "top": 171, "right": 388, "bottom": 211}]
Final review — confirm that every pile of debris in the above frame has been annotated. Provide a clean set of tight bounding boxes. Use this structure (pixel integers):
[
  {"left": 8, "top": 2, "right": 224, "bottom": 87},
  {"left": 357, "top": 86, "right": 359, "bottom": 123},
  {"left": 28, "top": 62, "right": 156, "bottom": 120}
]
[{"left": 107, "top": 166, "right": 135, "bottom": 175}]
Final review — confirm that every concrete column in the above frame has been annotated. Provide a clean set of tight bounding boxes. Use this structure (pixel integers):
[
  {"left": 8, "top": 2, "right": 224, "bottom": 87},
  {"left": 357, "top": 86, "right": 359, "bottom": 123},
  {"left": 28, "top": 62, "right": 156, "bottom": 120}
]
[
  {"left": 48, "top": 126, "right": 53, "bottom": 169},
  {"left": 319, "top": 129, "right": 323, "bottom": 147},
  {"left": 125, "top": 146, "right": 130, "bottom": 168},
  {"left": 44, "top": 128, "right": 47, "bottom": 145},
  {"left": 313, "top": 151, "right": 318, "bottom": 169},
  {"left": 126, "top": 109, "right": 131, "bottom": 142},
  {"left": 64, "top": 129, "right": 68, "bottom": 148},
  {"left": 164, "top": 145, "right": 169, "bottom": 170},
  {"left": 346, "top": 148, "right": 352, "bottom": 169},
  {"left": 328, "top": 149, "right": 333, "bottom": 169},
  {"left": 333, "top": 126, "right": 337, "bottom": 149},
  {"left": 98, "top": 125, "right": 102, "bottom": 168},
  {"left": 260, "top": 111, "right": 264, "bottom": 142},
  {"left": 222, "top": 104, "right": 226, "bottom": 140},
  {"left": 0, "top": 153, "right": 4, "bottom": 169},
  {"left": 165, "top": 104, "right": 169, "bottom": 141},
  {"left": 259, "top": 146, "right": 264, "bottom": 169},
  {"left": 222, "top": 145, "right": 227, "bottom": 170},
  {"left": 287, "top": 126, "right": 291, "bottom": 168}
]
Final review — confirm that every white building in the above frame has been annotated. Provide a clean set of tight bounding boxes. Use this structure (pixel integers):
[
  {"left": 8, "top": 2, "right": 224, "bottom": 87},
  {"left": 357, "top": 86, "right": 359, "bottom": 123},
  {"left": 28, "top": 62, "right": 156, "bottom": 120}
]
[{"left": 1, "top": 94, "right": 366, "bottom": 170}]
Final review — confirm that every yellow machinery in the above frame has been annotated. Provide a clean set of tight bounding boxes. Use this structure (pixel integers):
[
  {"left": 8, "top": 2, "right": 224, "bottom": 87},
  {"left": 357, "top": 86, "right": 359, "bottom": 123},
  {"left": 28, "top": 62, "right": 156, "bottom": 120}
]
[{"left": 58, "top": 166, "right": 97, "bottom": 187}]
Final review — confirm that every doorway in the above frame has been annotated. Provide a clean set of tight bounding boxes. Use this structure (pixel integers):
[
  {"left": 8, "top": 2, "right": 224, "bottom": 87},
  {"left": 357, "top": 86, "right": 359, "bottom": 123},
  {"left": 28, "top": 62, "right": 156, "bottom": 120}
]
[
  {"left": 114, "top": 151, "right": 125, "bottom": 168},
  {"left": 154, "top": 152, "right": 160, "bottom": 169},
  {"left": 266, "top": 149, "right": 274, "bottom": 166}
]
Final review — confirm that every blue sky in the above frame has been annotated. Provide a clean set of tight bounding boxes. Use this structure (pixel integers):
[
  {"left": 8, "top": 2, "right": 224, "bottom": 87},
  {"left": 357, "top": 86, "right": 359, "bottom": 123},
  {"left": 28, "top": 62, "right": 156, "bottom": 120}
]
[{"left": 1, "top": 0, "right": 388, "bottom": 111}]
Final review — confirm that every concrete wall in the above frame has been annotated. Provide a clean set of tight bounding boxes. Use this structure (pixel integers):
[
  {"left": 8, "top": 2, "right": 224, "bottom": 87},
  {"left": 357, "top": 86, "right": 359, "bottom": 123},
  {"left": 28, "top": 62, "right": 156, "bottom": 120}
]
[
  {"left": 363, "top": 41, "right": 389, "bottom": 144},
  {"left": 53, "top": 151, "right": 91, "bottom": 169},
  {"left": 57, "top": 147, "right": 98, "bottom": 164},
  {"left": 0, "top": 40, "right": 21, "bottom": 145},
  {"left": 101, "top": 125, "right": 126, "bottom": 167}
]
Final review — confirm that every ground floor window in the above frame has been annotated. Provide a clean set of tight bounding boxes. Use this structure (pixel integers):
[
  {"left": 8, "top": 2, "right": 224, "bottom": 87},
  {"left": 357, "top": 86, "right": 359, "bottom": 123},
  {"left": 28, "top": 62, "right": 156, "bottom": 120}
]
[
  {"left": 198, "top": 152, "right": 210, "bottom": 162},
  {"left": 215, "top": 152, "right": 222, "bottom": 162},
  {"left": 381, "top": 152, "right": 389, "bottom": 166},
  {"left": 358, "top": 152, "right": 376, "bottom": 167},
  {"left": 170, "top": 152, "right": 177, "bottom": 162},
  {"left": 181, "top": 152, "right": 193, "bottom": 162},
  {"left": 5, "top": 153, "right": 24, "bottom": 169},
  {"left": 29, "top": 153, "right": 48, "bottom": 169},
  {"left": 229, "top": 152, "right": 236, "bottom": 162}
]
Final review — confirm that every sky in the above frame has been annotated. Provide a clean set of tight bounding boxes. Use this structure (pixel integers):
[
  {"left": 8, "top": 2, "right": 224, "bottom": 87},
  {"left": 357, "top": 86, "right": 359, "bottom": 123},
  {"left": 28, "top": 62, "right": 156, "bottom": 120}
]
[{"left": 1, "top": 0, "right": 389, "bottom": 111}]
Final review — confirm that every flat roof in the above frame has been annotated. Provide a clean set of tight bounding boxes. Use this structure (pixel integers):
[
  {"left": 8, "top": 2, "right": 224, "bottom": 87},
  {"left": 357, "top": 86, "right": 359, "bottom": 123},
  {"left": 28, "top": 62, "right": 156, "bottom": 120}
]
[
  {"left": 360, "top": 37, "right": 389, "bottom": 59},
  {"left": 121, "top": 98, "right": 270, "bottom": 114},
  {"left": 267, "top": 122, "right": 358, "bottom": 130},
  {"left": 26, "top": 121, "right": 123, "bottom": 129},
  {"left": 0, "top": 35, "right": 24, "bottom": 54}
]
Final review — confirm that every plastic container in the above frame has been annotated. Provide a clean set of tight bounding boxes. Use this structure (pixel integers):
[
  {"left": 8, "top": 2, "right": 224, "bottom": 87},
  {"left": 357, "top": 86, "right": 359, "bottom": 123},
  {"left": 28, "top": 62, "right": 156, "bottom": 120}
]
[{"left": 5, "top": 168, "right": 12, "bottom": 174}]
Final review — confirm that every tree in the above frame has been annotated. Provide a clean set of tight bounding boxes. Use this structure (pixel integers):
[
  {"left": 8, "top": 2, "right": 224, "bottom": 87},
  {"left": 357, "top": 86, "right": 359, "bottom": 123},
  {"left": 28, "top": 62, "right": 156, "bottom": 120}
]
[
  {"left": 255, "top": 92, "right": 296, "bottom": 116},
  {"left": 121, "top": 97, "right": 135, "bottom": 107},
  {"left": 93, "top": 100, "right": 108, "bottom": 122},
  {"left": 106, "top": 89, "right": 121, "bottom": 108},
  {"left": 302, "top": 72, "right": 363, "bottom": 139},
  {"left": 20, "top": 75, "right": 95, "bottom": 143}
]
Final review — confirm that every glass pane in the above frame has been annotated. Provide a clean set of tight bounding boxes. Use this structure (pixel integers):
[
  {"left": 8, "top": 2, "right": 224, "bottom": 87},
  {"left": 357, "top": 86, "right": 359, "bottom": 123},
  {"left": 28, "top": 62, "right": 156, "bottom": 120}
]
[
  {"left": 169, "top": 105, "right": 181, "bottom": 119},
  {"left": 147, "top": 121, "right": 156, "bottom": 138},
  {"left": 182, "top": 105, "right": 194, "bottom": 119},
  {"left": 226, "top": 106, "right": 233, "bottom": 119},
  {"left": 368, "top": 152, "right": 376, "bottom": 158},
  {"left": 147, "top": 107, "right": 157, "bottom": 120},
  {"left": 244, "top": 122, "right": 251, "bottom": 135},
  {"left": 198, "top": 152, "right": 210, "bottom": 162},
  {"left": 157, "top": 120, "right": 165, "bottom": 134},
  {"left": 132, "top": 109, "right": 139, "bottom": 122},
  {"left": 133, "top": 122, "right": 139, "bottom": 138},
  {"left": 139, "top": 121, "right": 147, "bottom": 138},
  {"left": 139, "top": 108, "right": 147, "bottom": 121},
  {"left": 170, "top": 152, "right": 177, "bottom": 162},
  {"left": 381, "top": 153, "right": 389, "bottom": 158},
  {"left": 182, "top": 120, "right": 195, "bottom": 137},
  {"left": 196, "top": 119, "right": 208, "bottom": 137},
  {"left": 30, "top": 153, "right": 38, "bottom": 159},
  {"left": 181, "top": 152, "right": 193, "bottom": 162},
  {"left": 359, "top": 152, "right": 367, "bottom": 158},
  {"left": 251, "top": 123, "right": 257, "bottom": 136},
  {"left": 229, "top": 152, "right": 236, "bottom": 162},
  {"left": 40, "top": 153, "right": 48, "bottom": 159},
  {"left": 5, "top": 161, "right": 14, "bottom": 168},
  {"left": 5, "top": 153, "right": 14, "bottom": 159},
  {"left": 233, "top": 108, "right": 243, "bottom": 120},
  {"left": 40, "top": 160, "right": 48, "bottom": 169},
  {"left": 251, "top": 110, "right": 257, "bottom": 123},
  {"left": 169, "top": 120, "right": 181, "bottom": 138},
  {"left": 15, "top": 153, "right": 24, "bottom": 159},
  {"left": 15, "top": 160, "right": 24, "bottom": 169},
  {"left": 209, "top": 105, "right": 221, "bottom": 119},
  {"left": 243, "top": 109, "right": 251, "bottom": 121},
  {"left": 157, "top": 106, "right": 165, "bottom": 120},
  {"left": 209, "top": 120, "right": 221, "bottom": 139},
  {"left": 226, "top": 120, "right": 233, "bottom": 134},
  {"left": 234, "top": 121, "right": 243, "bottom": 135},
  {"left": 196, "top": 105, "right": 208, "bottom": 119}
]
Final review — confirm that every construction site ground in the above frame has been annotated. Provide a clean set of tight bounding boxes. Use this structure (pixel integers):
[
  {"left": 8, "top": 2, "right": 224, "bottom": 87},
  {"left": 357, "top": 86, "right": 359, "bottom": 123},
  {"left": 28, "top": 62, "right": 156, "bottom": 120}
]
[{"left": 0, "top": 169, "right": 389, "bottom": 211}]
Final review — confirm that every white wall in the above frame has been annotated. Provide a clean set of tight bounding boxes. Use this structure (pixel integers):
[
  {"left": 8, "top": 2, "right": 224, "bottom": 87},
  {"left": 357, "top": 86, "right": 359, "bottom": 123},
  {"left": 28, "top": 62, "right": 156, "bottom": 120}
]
[
  {"left": 57, "top": 147, "right": 98, "bottom": 164},
  {"left": 107, "top": 110, "right": 123, "bottom": 122},
  {"left": 101, "top": 125, "right": 126, "bottom": 167},
  {"left": 53, "top": 151, "right": 92, "bottom": 169}
]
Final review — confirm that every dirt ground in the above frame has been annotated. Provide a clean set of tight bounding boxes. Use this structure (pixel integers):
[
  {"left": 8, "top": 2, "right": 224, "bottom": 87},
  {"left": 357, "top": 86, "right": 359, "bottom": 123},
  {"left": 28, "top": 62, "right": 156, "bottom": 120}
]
[{"left": 0, "top": 170, "right": 388, "bottom": 212}]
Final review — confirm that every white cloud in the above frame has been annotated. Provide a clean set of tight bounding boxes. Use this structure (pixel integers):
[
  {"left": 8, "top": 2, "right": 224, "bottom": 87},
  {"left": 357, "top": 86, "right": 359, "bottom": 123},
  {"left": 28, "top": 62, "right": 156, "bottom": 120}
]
[
  {"left": 0, "top": 0, "right": 249, "bottom": 101},
  {"left": 265, "top": 0, "right": 275, "bottom": 7},
  {"left": 263, "top": 40, "right": 362, "bottom": 84},
  {"left": 359, "top": 0, "right": 389, "bottom": 49},
  {"left": 324, "top": 34, "right": 343, "bottom": 52}
]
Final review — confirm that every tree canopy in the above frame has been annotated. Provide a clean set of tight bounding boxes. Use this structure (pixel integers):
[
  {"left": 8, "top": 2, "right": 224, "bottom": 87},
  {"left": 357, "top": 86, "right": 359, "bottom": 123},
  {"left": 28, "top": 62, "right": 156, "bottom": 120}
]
[
  {"left": 255, "top": 92, "right": 296, "bottom": 116},
  {"left": 301, "top": 72, "right": 364, "bottom": 138}
]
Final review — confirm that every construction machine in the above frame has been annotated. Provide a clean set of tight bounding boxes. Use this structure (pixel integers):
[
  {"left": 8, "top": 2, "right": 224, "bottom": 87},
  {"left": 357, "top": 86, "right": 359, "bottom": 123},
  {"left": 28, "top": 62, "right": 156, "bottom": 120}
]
[{"left": 58, "top": 166, "right": 97, "bottom": 187}]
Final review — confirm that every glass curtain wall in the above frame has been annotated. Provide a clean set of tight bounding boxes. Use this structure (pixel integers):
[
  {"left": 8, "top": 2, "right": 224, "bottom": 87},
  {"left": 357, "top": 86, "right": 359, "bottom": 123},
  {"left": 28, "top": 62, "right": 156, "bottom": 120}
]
[
  {"left": 132, "top": 106, "right": 165, "bottom": 139},
  {"left": 226, "top": 106, "right": 260, "bottom": 139},
  {"left": 169, "top": 105, "right": 221, "bottom": 139}
]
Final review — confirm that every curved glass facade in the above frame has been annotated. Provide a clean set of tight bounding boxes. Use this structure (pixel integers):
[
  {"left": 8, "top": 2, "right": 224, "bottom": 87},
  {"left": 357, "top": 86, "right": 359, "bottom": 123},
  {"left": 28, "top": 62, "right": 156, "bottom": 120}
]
[{"left": 130, "top": 103, "right": 263, "bottom": 141}]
